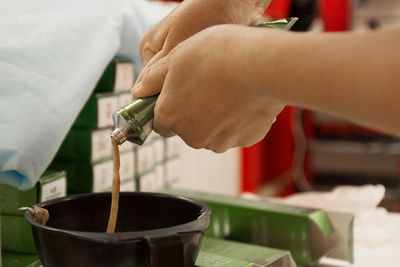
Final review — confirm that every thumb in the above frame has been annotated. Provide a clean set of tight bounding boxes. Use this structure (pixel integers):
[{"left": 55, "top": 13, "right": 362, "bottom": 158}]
[{"left": 132, "top": 56, "right": 169, "bottom": 99}]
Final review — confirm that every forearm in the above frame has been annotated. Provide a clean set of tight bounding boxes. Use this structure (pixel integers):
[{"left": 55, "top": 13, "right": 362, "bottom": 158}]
[{"left": 251, "top": 28, "right": 400, "bottom": 135}]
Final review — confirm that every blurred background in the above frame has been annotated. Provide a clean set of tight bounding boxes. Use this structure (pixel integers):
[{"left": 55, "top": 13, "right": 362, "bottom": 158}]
[
  {"left": 2, "top": 1, "right": 400, "bottom": 266},
  {"left": 157, "top": 0, "right": 400, "bottom": 212}
]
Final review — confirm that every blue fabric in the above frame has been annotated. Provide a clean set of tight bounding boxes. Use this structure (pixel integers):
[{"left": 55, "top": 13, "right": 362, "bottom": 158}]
[{"left": 0, "top": 0, "right": 175, "bottom": 190}]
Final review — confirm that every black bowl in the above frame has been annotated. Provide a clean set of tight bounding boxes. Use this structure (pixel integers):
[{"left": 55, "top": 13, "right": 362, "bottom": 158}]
[{"left": 25, "top": 192, "right": 211, "bottom": 267}]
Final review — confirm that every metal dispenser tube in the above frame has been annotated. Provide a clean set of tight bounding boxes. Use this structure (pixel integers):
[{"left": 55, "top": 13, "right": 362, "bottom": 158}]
[{"left": 111, "top": 95, "right": 158, "bottom": 145}]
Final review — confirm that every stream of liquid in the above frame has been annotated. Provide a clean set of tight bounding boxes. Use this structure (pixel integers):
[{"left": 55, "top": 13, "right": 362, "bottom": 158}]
[{"left": 106, "top": 138, "right": 121, "bottom": 233}]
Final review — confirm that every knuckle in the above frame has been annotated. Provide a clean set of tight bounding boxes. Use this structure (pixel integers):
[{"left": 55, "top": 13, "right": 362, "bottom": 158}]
[
  {"left": 209, "top": 140, "right": 231, "bottom": 154},
  {"left": 187, "top": 139, "right": 208, "bottom": 150},
  {"left": 138, "top": 36, "right": 151, "bottom": 54},
  {"left": 211, "top": 146, "right": 228, "bottom": 154},
  {"left": 157, "top": 108, "right": 178, "bottom": 131},
  {"left": 139, "top": 41, "right": 157, "bottom": 64},
  {"left": 182, "top": 134, "right": 210, "bottom": 150},
  {"left": 138, "top": 36, "right": 146, "bottom": 52}
]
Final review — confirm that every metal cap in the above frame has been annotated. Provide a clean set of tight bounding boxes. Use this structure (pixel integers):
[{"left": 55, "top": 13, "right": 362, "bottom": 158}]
[{"left": 110, "top": 128, "right": 127, "bottom": 145}]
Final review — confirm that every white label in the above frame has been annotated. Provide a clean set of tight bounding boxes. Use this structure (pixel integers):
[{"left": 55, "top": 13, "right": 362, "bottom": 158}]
[
  {"left": 166, "top": 136, "right": 183, "bottom": 158},
  {"left": 119, "top": 151, "right": 135, "bottom": 182},
  {"left": 92, "top": 160, "right": 113, "bottom": 192},
  {"left": 152, "top": 137, "right": 165, "bottom": 164},
  {"left": 120, "top": 180, "right": 136, "bottom": 192},
  {"left": 114, "top": 63, "right": 135, "bottom": 92},
  {"left": 91, "top": 128, "right": 112, "bottom": 162},
  {"left": 154, "top": 164, "right": 165, "bottom": 190},
  {"left": 137, "top": 144, "right": 155, "bottom": 174},
  {"left": 118, "top": 92, "right": 133, "bottom": 108},
  {"left": 97, "top": 96, "right": 119, "bottom": 128},
  {"left": 139, "top": 171, "right": 156, "bottom": 192},
  {"left": 40, "top": 176, "right": 67, "bottom": 202},
  {"left": 165, "top": 157, "right": 182, "bottom": 186},
  {"left": 119, "top": 140, "right": 134, "bottom": 153}
]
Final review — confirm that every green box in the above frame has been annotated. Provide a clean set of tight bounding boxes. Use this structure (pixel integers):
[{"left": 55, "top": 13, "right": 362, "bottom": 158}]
[
  {"left": 1, "top": 215, "right": 36, "bottom": 254},
  {"left": 0, "top": 185, "right": 36, "bottom": 217},
  {"left": 160, "top": 189, "right": 354, "bottom": 266},
  {"left": 74, "top": 93, "right": 119, "bottom": 128},
  {"left": 93, "top": 61, "right": 114, "bottom": 93},
  {"left": 94, "top": 60, "right": 135, "bottom": 93},
  {"left": 1, "top": 252, "right": 41, "bottom": 267},
  {"left": 56, "top": 127, "right": 112, "bottom": 162},
  {"left": 195, "top": 237, "right": 295, "bottom": 267},
  {"left": 0, "top": 170, "right": 67, "bottom": 216},
  {"left": 51, "top": 151, "right": 134, "bottom": 194}
]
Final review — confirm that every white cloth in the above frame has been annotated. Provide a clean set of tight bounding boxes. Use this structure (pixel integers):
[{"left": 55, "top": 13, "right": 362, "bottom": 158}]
[
  {"left": 279, "top": 185, "right": 400, "bottom": 267},
  {"left": 0, "top": 0, "right": 175, "bottom": 190}
]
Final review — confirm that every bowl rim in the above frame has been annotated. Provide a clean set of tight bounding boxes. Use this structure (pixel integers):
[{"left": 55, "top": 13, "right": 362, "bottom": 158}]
[{"left": 25, "top": 191, "right": 211, "bottom": 244}]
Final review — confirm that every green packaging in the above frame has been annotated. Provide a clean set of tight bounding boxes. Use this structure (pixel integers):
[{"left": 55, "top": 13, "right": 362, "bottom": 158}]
[
  {"left": 1, "top": 215, "right": 36, "bottom": 254},
  {"left": 94, "top": 59, "right": 136, "bottom": 93},
  {"left": 195, "top": 237, "right": 295, "bottom": 267},
  {"left": 74, "top": 93, "right": 119, "bottom": 128},
  {"left": 1, "top": 252, "right": 41, "bottom": 267},
  {"left": 0, "top": 170, "right": 67, "bottom": 216},
  {"left": 0, "top": 185, "right": 36, "bottom": 217},
  {"left": 51, "top": 150, "right": 134, "bottom": 194},
  {"left": 56, "top": 127, "right": 113, "bottom": 162},
  {"left": 160, "top": 188, "right": 354, "bottom": 266}
]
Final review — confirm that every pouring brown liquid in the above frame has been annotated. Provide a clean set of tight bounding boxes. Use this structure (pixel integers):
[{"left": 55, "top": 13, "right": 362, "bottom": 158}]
[{"left": 106, "top": 138, "right": 121, "bottom": 233}]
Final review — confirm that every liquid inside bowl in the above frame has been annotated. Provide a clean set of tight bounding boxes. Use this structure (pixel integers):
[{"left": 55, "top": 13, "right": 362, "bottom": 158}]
[{"left": 41, "top": 192, "right": 204, "bottom": 233}]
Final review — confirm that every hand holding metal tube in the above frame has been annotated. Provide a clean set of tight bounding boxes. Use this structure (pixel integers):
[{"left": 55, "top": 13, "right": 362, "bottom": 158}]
[{"left": 111, "top": 19, "right": 297, "bottom": 146}]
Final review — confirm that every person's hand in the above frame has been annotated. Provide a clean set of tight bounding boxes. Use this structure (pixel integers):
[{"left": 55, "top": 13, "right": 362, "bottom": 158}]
[
  {"left": 139, "top": 0, "right": 271, "bottom": 68},
  {"left": 132, "top": 25, "right": 284, "bottom": 153}
]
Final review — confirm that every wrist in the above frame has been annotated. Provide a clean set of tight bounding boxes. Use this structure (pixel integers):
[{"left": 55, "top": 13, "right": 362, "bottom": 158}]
[{"left": 227, "top": 26, "right": 281, "bottom": 101}]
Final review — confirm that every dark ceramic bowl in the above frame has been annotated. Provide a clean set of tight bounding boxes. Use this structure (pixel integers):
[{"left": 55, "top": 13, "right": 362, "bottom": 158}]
[{"left": 25, "top": 192, "right": 211, "bottom": 267}]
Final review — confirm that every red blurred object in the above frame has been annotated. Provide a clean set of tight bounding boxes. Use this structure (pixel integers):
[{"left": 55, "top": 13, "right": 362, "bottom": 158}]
[
  {"left": 262, "top": 107, "right": 295, "bottom": 182},
  {"left": 241, "top": 0, "right": 356, "bottom": 195},
  {"left": 241, "top": 107, "right": 296, "bottom": 193},
  {"left": 320, "top": 0, "right": 352, "bottom": 31},
  {"left": 241, "top": 0, "right": 294, "bottom": 194},
  {"left": 264, "top": 0, "right": 293, "bottom": 19},
  {"left": 241, "top": 142, "right": 263, "bottom": 192}
]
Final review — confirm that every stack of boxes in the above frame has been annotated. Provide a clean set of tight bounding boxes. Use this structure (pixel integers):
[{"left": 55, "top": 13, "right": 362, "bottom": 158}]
[
  {"left": 0, "top": 56, "right": 242, "bottom": 266},
  {"left": 50, "top": 58, "right": 137, "bottom": 194},
  {"left": 163, "top": 136, "right": 184, "bottom": 189},
  {"left": 136, "top": 133, "right": 166, "bottom": 192},
  {"left": 1, "top": 170, "right": 67, "bottom": 265}
]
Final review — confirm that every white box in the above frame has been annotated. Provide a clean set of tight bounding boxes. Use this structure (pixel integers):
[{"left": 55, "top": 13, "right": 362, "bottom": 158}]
[
  {"left": 91, "top": 128, "right": 113, "bottom": 162},
  {"left": 137, "top": 143, "right": 155, "bottom": 174},
  {"left": 166, "top": 136, "right": 184, "bottom": 158},
  {"left": 120, "top": 179, "right": 136, "bottom": 192},
  {"left": 40, "top": 174, "right": 67, "bottom": 202},
  {"left": 139, "top": 171, "right": 157, "bottom": 192},
  {"left": 97, "top": 95, "right": 119, "bottom": 128},
  {"left": 114, "top": 62, "right": 135, "bottom": 92},
  {"left": 152, "top": 136, "right": 165, "bottom": 164},
  {"left": 92, "top": 160, "right": 114, "bottom": 192},
  {"left": 119, "top": 151, "right": 135, "bottom": 182},
  {"left": 117, "top": 92, "right": 133, "bottom": 108}
]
